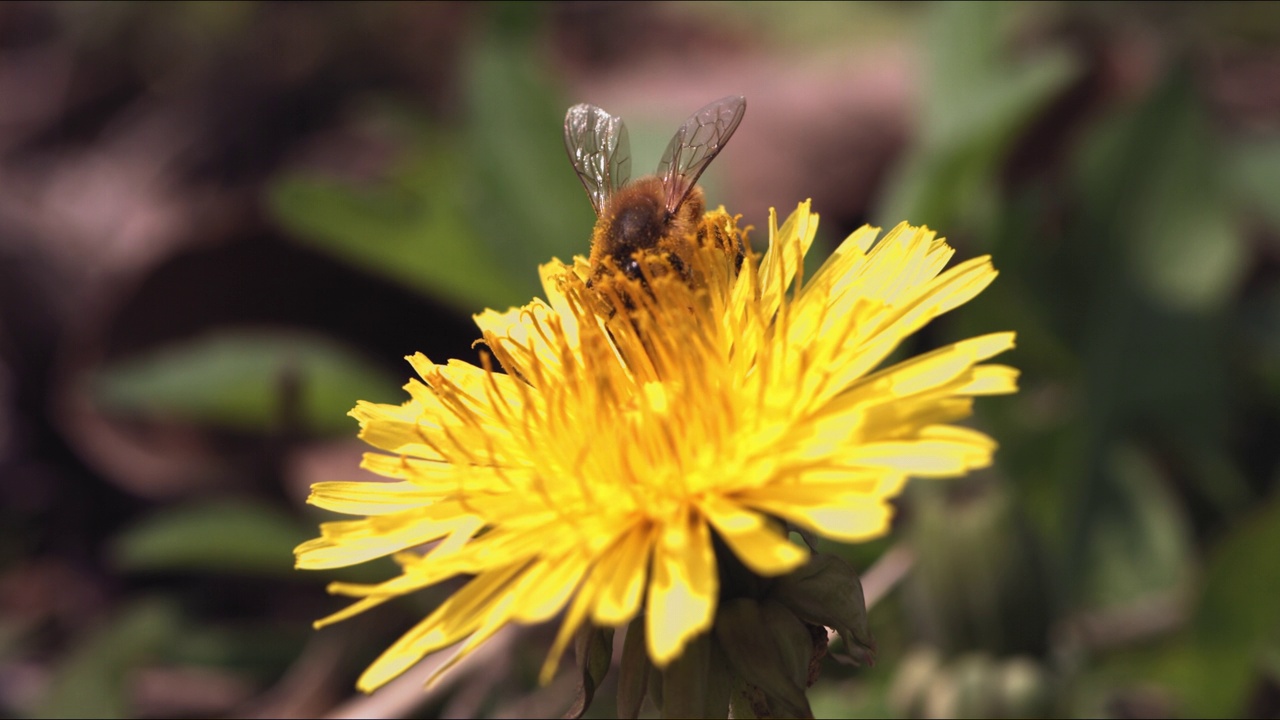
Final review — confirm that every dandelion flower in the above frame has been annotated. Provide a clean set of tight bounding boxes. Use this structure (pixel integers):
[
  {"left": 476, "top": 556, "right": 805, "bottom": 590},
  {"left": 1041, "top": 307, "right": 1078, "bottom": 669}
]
[{"left": 294, "top": 202, "right": 1018, "bottom": 695}]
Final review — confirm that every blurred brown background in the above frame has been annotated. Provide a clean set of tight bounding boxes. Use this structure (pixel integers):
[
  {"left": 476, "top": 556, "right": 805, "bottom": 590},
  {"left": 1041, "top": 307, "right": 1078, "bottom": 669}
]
[{"left": 2, "top": 2, "right": 1280, "bottom": 718}]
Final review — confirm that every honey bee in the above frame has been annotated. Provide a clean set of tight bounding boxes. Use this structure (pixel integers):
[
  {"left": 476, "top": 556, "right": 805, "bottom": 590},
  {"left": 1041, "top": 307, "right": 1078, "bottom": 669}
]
[{"left": 564, "top": 95, "right": 746, "bottom": 284}]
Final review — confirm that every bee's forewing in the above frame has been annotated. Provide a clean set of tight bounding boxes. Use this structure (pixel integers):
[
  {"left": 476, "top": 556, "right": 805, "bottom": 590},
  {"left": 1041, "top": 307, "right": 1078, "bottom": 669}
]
[
  {"left": 564, "top": 104, "right": 632, "bottom": 216},
  {"left": 657, "top": 95, "right": 746, "bottom": 216}
]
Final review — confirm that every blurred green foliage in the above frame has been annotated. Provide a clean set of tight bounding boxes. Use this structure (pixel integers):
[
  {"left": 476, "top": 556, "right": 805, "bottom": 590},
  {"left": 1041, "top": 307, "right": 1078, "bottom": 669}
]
[
  {"left": 269, "top": 14, "right": 593, "bottom": 312},
  {"left": 877, "top": 2, "right": 1082, "bottom": 237},
  {"left": 877, "top": 3, "right": 1280, "bottom": 718},
  {"left": 110, "top": 499, "right": 312, "bottom": 578},
  {"left": 92, "top": 330, "right": 401, "bottom": 435},
  {"left": 36, "top": 598, "right": 183, "bottom": 719}
]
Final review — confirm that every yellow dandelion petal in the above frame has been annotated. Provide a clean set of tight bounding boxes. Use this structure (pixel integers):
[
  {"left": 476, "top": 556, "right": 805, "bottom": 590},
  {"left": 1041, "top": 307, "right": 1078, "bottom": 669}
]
[
  {"left": 870, "top": 332, "right": 1016, "bottom": 397},
  {"left": 540, "top": 559, "right": 606, "bottom": 685},
  {"left": 508, "top": 550, "right": 592, "bottom": 624},
  {"left": 961, "top": 364, "right": 1022, "bottom": 395},
  {"left": 350, "top": 400, "right": 446, "bottom": 461},
  {"left": 355, "top": 560, "right": 527, "bottom": 692},
  {"left": 700, "top": 494, "right": 808, "bottom": 576},
  {"left": 588, "top": 524, "right": 654, "bottom": 625},
  {"left": 306, "top": 480, "right": 444, "bottom": 515},
  {"left": 357, "top": 452, "right": 508, "bottom": 491},
  {"left": 647, "top": 507, "right": 716, "bottom": 667},
  {"left": 294, "top": 504, "right": 478, "bottom": 570},
  {"left": 757, "top": 201, "right": 820, "bottom": 315},
  {"left": 739, "top": 485, "right": 896, "bottom": 544},
  {"left": 295, "top": 202, "right": 1018, "bottom": 692},
  {"left": 843, "top": 434, "right": 996, "bottom": 477}
]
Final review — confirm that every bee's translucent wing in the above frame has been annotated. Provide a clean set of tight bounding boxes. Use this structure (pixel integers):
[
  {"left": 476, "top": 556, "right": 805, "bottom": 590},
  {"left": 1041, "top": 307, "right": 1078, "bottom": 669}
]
[
  {"left": 657, "top": 95, "right": 746, "bottom": 216},
  {"left": 564, "top": 103, "right": 632, "bottom": 216}
]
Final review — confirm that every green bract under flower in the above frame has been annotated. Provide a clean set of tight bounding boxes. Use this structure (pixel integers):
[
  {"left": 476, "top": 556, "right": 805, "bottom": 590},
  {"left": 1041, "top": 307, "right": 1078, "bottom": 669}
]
[{"left": 294, "top": 202, "right": 1018, "bottom": 693}]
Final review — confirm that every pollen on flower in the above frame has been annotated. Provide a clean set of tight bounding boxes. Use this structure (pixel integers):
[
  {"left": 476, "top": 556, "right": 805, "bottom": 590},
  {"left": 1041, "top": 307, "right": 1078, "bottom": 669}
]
[{"left": 294, "top": 201, "right": 1018, "bottom": 694}]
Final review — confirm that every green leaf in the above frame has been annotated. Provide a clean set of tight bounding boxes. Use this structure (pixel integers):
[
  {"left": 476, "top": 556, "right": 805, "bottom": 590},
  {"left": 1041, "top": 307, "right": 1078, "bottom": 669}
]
[
  {"left": 617, "top": 616, "right": 651, "bottom": 719},
  {"left": 876, "top": 2, "right": 1080, "bottom": 234},
  {"left": 1182, "top": 491, "right": 1280, "bottom": 714},
  {"left": 1058, "top": 67, "right": 1248, "bottom": 562},
  {"left": 268, "top": 20, "right": 595, "bottom": 314},
  {"left": 461, "top": 30, "right": 595, "bottom": 278},
  {"left": 36, "top": 598, "right": 182, "bottom": 719},
  {"left": 1077, "top": 445, "right": 1194, "bottom": 609},
  {"left": 661, "top": 631, "right": 711, "bottom": 719},
  {"left": 1243, "top": 284, "right": 1280, "bottom": 404},
  {"left": 1226, "top": 135, "right": 1280, "bottom": 234},
  {"left": 111, "top": 499, "right": 312, "bottom": 577},
  {"left": 768, "top": 553, "right": 874, "bottom": 667},
  {"left": 1081, "top": 492, "right": 1280, "bottom": 717},
  {"left": 91, "top": 329, "right": 400, "bottom": 435},
  {"left": 565, "top": 624, "right": 614, "bottom": 719},
  {"left": 1124, "top": 82, "right": 1244, "bottom": 313},
  {"left": 268, "top": 114, "right": 529, "bottom": 312},
  {"left": 905, "top": 482, "right": 1053, "bottom": 656},
  {"left": 715, "top": 598, "right": 813, "bottom": 719},
  {"left": 1072, "top": 68, "right": 1245, "bottom": 314}
]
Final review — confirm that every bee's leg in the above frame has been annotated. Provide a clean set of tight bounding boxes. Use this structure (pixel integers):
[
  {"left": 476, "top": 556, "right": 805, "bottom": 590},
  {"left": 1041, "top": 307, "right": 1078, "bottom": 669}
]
[
  {"left": 699, "top": 223, "right": 745, "bottom": 272},
  {"left": 665, "top": 252, "right": 689, "bottom": 282},
  {"left": 623, "top": 257, "right": 644, "bottom": 279},
  {"left": 695, "top": 224, "right": 714, "bottom": 252},
  {"left": 586, "top": 263, "right": 631, "bottom": 316}
]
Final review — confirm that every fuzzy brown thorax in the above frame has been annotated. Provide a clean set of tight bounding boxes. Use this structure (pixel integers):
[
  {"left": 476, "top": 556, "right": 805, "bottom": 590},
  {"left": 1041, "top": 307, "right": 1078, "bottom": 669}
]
[{"left": 590, "top": 177, "right": 705, "bottom": 281}]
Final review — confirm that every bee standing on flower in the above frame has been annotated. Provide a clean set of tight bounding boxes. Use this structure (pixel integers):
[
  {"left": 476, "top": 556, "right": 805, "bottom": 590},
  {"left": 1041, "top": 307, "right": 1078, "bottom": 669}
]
[
  {"left": 295, "top": 86, "right": 1019, "bottom": 720},
  {"left": 564, "top": 95, "right": 747, "bottom": 284}
]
